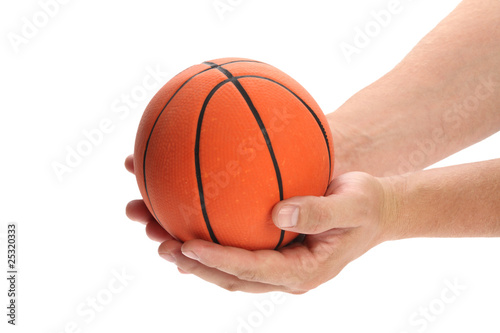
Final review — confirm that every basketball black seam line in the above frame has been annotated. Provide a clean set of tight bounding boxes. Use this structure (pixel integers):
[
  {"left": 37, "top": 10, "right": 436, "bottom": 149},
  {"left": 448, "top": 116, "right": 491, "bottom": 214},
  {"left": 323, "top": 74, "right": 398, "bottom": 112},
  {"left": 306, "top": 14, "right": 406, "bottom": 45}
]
[
  {"left": 228, "top": 74, "right": 332, "bottom": 249},
  {"left": 225, "top": 71, "right": 286, "bottom": 250},
  {"left": 203, "top": 59, "right": 265, "bottom": 68},
  {"left": 204, "top": 71, "right": 331, "bottom": 184},
  {"left": 195, "top": 78, "right": 237, "bottom": 244},
  {"left": 226, "top": 74, "right": 332, "bottom": 249},
  {"left": 143, "top": 60, "right": 266, "bottom": 226},
  {"left": 142, "top": 65, "right": 215, "bottom": 224},
  {"left": 234, "top": 75, "right": 333, "bottom": 183},
  {"left": 196, "top": 71, "right": 331, "bottom": 249},
  {"left": 194, "top": 66, "right": 286, "bottom": 248},
  {"left": 210, "top": 65, "right": 286, "bottom": 249},
  {"left": 143, "top": 60, "right": 271, "bottom": 225}
]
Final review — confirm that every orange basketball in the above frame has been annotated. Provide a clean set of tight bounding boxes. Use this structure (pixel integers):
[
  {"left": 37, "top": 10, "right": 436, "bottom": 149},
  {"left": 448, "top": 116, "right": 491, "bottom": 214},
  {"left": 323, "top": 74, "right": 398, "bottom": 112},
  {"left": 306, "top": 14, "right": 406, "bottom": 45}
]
[{"left": 134, "top": 57, "right": 333, "bottom": 250}]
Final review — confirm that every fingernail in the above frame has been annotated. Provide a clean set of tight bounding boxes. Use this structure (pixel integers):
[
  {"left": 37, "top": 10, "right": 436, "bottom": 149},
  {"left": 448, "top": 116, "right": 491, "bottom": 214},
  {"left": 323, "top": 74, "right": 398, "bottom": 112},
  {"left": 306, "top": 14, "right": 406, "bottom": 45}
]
[
  {"left": 159, "top": 253, "right": 176, "bottom": 263},
  {"left": 277, "top": 205, "right": 299, "bottom": 228},
  {"left": 182, "top": 250, "right": 199, "bottom": 261}
]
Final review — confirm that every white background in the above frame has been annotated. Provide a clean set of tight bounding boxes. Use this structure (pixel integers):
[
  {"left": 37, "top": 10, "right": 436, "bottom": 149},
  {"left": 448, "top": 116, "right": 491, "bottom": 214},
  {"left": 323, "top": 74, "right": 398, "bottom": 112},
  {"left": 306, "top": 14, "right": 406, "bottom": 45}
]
[{"left": 1, "top": 0, "right": 500, "bottom": 332}]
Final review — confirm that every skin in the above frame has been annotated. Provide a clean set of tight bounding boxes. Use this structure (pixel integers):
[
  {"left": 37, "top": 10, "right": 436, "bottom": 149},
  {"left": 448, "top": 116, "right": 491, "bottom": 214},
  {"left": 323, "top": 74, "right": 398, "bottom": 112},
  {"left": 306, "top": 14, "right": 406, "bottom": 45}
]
[{"left": 125, "top": 0, "right": 500, "bottom": 293}]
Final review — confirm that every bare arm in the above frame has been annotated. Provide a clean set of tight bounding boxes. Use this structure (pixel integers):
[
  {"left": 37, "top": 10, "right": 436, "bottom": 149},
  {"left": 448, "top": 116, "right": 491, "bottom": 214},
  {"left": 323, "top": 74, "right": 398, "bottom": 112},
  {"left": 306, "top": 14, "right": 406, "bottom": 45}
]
[
  {"left": 330, "top": 0, "right": 500, "bottom": 177},
  {"left": 388, "top": 158, "right": 500, "bottom": 239}
]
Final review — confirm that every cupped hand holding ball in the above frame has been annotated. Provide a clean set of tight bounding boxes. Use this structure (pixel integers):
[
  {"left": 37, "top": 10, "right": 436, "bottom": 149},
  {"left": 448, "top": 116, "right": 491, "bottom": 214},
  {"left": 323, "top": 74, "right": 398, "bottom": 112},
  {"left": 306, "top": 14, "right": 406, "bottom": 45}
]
[{"left": 126, "top": 154, "right": 395, "bottom": 293}]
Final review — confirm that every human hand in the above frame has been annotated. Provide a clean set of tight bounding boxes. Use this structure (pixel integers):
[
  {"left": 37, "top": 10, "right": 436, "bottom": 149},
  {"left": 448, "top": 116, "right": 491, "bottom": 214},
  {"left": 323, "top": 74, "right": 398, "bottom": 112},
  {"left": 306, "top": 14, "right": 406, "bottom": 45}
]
[{"left": 125, "top": 154, "right": 396, "bottom": 293}]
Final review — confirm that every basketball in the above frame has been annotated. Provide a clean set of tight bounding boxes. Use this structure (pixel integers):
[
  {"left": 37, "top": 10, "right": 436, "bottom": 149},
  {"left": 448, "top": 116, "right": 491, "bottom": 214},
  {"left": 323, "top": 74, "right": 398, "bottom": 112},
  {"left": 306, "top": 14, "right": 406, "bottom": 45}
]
[{"left": 134, "top": 57, "right": 334, "bottom": 250}]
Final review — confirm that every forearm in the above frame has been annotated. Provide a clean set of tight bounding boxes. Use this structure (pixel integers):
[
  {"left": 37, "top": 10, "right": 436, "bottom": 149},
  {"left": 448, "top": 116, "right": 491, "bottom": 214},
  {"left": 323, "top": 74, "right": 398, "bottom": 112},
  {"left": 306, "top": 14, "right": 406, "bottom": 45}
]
[
  {"left": 330, "top": 0, "right": 500, "bottom": 176},
  {"left": 385, "top": 158, "right": 500, "bottom": 240}
]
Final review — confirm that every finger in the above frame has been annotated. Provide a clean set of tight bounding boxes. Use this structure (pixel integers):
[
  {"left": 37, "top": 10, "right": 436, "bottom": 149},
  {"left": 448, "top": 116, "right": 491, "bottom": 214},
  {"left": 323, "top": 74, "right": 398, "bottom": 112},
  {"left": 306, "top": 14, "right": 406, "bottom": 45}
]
[
  {"left": 180, "top": 239, "right": 317, "bottom": 290},
  {"left": 126, "top": 200, "right": 155, "bottom": 225},
  {"left": 158, "top": 240, "right": 289, "bottom": 293},
  {"left": 178, "top": 267, "right": 190, "bottom": 274},
  {"left": 271, "top": 195, "right": 358, "bottom": 234},
  {"left": 125, "top": 154, "right": 134, "bottom": 174},
  {"left": 126, "top": 199, "right": 173, "bottom": 241},
  {"left": 145, "top": 220, "right": 173, "bottom": 242}
]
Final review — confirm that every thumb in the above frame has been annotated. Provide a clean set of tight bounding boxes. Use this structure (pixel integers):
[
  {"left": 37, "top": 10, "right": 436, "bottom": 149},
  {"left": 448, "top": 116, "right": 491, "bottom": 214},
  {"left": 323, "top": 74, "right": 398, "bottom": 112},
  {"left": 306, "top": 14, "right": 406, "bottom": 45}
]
[{"left": 272, "top": 195, "right": 352, "bottom": 234}]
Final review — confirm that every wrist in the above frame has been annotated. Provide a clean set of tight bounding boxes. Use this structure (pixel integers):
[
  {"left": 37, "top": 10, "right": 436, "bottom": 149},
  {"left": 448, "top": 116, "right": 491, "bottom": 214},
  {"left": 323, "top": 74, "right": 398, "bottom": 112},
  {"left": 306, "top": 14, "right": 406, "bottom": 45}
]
[
  {"left": 327, "top": 111, "right": 373, "bottom": 177},
  {"left": 376, "top": 174, "right": 410, "bottom": 243}
]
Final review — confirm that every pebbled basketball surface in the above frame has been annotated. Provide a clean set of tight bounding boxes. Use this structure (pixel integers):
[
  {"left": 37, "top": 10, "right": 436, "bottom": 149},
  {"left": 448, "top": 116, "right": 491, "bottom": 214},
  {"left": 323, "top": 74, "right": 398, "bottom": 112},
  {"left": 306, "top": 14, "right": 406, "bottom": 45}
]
[{"left": 134, "top": 57, "right": 334, "bottom": 250}]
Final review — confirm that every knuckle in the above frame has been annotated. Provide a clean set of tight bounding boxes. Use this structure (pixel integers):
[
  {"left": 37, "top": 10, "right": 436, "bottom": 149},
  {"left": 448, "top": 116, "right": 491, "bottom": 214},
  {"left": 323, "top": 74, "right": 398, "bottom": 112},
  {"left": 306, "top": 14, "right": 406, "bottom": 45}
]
[
  {"left": 286, "top": 259, "right": 316, "bottom": 291},
  {"left": 296, "top": 253, "right": 318, "bottom": 274},
  {"left": 313, "top": 242, "right": 335, "bottom": 262},
  {"left": 307, "top": 198, "right": 332, "bottom": 232}
]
